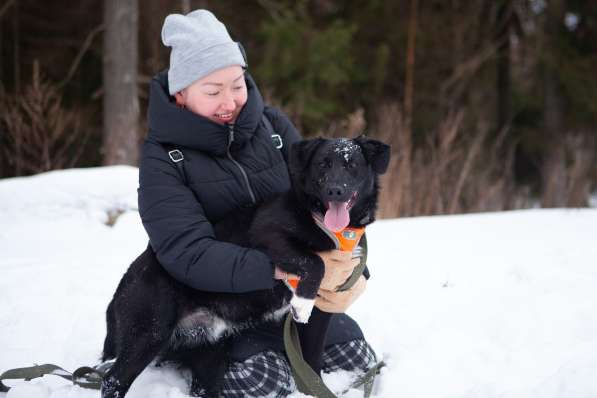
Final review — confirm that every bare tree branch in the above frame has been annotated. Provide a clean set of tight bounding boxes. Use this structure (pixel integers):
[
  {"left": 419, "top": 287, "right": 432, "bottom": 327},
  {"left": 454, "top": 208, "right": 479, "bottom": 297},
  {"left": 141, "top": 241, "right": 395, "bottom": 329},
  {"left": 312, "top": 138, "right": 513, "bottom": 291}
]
[{"left": 58, "top": 24, "right": 105, "bottom": 89}]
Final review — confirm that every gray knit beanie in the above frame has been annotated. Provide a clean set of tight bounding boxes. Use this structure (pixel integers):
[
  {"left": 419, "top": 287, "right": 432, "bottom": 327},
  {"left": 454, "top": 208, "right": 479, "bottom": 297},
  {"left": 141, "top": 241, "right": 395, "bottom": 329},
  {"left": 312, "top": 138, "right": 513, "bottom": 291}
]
[{"left": 161, "top": 9, "right": 246, "bottom": 95}]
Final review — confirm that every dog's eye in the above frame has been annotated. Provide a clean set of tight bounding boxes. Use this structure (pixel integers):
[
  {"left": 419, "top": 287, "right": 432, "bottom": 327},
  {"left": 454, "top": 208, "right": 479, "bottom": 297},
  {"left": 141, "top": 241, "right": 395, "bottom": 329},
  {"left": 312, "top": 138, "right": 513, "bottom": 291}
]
[
  {"left": 346, "top": 161, "right": 356, "bottom": 169},
  {"left": 319, "top": 158, "right": 332, "bottom": 168}
]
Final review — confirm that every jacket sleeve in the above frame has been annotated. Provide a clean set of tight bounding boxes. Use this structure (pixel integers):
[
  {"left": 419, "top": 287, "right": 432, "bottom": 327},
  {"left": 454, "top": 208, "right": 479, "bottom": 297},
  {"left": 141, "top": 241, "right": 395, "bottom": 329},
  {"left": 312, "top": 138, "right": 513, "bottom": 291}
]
[
  {"left": 263, "top": 106, "right": 302, "bottom": 162},
  {"left": 138, "top": 141, "right": 275, "bottom": 294}
]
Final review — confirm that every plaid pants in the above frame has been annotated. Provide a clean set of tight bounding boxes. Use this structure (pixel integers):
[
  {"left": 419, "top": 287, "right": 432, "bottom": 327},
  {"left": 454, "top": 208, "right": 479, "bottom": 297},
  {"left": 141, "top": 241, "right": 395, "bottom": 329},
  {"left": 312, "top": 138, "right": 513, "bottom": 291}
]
[{"left": 220, "top": 338, "right": 377, "bottom": 398}]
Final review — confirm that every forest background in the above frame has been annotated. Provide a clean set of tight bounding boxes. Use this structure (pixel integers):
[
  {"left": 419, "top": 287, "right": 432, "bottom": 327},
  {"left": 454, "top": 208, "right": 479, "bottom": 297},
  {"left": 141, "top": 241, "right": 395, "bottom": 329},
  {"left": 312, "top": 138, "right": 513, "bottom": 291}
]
[{"left": 1, "top": 0, "right": 596, "bottom": 218}]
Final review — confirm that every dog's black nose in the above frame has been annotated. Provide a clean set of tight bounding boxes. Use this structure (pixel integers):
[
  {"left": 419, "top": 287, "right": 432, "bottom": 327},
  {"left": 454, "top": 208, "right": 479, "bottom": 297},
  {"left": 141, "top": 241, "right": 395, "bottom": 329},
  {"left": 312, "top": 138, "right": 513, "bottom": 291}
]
[{"left": 325, "top": 185, "right": 346, "bottom": 201}]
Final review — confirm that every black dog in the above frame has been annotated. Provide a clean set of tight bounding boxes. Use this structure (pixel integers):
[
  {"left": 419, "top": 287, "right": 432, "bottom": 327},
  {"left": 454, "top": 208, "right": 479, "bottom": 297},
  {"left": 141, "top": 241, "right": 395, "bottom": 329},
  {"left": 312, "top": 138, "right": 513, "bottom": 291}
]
[{"left": 101, "top": 136, "right": 390, "bottom": 397}]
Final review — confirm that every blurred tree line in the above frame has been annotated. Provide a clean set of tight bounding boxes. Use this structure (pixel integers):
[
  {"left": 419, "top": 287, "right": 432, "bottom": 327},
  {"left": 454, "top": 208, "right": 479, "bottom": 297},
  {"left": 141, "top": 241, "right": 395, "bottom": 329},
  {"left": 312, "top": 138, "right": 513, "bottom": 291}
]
[{"left": 0, "top": 0, "right": 596, "bottom": 217}]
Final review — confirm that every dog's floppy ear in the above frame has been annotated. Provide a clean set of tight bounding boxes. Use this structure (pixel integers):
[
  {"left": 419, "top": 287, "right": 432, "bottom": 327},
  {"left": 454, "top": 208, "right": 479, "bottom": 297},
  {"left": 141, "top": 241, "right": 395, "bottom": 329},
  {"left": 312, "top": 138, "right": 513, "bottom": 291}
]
[
  {"left": 289, "top": 138, "right": 325, "bottom": 174},
  {"left": 355, "top": 135, "right": 391, "bottom": 174}
]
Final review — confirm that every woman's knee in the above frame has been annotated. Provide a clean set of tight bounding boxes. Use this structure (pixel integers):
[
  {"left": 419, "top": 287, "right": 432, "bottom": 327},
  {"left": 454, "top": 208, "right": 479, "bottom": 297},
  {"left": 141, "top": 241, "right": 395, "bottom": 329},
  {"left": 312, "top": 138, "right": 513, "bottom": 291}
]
[
  {"left": 322, "top": 338, "right": 377, "bottom": 373},
  {"left": 221, "top": 350, "right": 296, "bottom": 398}
]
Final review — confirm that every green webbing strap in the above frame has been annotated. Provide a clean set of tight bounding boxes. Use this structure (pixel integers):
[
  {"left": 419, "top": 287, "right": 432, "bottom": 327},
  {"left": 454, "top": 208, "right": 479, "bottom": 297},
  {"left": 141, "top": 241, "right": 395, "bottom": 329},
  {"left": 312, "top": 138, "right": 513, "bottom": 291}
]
[
  {"left": 284, "top": 313, "right": 385, "bottom": 397},
  {"left": 337, "top": 234, "right": 368, "bottom": 292},
  {"left": 341, "top": 359, "right": 386, "bottom": 396},
  {"left": 284, "top": 234, "right": 384, "bottom": 397},
  {"left": 0, "top": 363, "right": 105, "bottom": 392},
  {"left": 284, "top": 314, "right": 336, "bottom": 398}
]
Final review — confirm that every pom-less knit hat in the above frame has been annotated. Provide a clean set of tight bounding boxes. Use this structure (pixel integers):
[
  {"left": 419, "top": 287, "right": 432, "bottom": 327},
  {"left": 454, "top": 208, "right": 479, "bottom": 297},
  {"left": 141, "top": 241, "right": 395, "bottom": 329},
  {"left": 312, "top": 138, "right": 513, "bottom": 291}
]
[{"left": 161, "top": 9, "right": 246, "bottom": 95}]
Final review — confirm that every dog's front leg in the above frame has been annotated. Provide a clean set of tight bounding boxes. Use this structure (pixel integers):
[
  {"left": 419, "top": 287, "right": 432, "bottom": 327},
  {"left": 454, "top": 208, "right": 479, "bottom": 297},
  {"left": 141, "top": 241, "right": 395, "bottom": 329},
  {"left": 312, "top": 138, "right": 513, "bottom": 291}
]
[
  {"left": 275, "top": 252, "right": 325, "bottom": 323},
  {"left": 296, "top": 308, "right": 333, "bottom": 374},
  {"left": 274, "top": 251, "right": 332, "bottom": 372}
]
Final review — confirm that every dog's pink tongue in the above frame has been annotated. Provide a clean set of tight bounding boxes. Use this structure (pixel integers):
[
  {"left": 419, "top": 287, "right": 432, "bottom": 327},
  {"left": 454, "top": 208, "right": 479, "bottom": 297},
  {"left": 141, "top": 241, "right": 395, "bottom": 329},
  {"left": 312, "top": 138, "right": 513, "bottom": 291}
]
[{"left": 324, "top": 201, "right": 350, "bottom": 232}]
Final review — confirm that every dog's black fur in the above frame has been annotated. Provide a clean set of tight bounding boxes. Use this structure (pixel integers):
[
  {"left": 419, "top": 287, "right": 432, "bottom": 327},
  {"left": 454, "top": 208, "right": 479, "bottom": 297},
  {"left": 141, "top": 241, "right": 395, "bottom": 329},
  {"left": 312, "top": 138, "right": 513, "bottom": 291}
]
[{"left": 101, "top": 136, "right": 390, "bottom": 397}]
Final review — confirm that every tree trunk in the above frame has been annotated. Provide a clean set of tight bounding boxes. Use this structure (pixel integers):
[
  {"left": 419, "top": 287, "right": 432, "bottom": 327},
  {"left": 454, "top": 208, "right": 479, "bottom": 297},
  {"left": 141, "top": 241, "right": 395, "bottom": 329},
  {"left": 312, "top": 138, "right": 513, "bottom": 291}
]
[
  {"left": 400, "top": 0, "right": 418, "bottom": 216},
  {"left": 404, "top": 0, "right": 418, "bottom": 135},
  {"left": 541, "top": 0, "right": 567, "bottom": 207},
  {"left": 496, "top": 0, "right": 511, "bottom": 131},
  {"left": 102, "top": 0, "right": 139, "bottom": 166},
  {"left": 12, "top": 0, "right": 19, "bottom": 94},
  {"left": 0, "top": 7, "right": 3, "bottom": 86},
  {"left": 181, "top": 0, "right": 191, "bottom": 14}
]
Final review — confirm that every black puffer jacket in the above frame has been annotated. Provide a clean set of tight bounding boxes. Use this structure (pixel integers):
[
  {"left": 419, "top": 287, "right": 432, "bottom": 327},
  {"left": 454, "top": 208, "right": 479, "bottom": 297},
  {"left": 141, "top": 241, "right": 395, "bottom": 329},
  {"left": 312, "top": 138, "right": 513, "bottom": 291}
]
[{"left": 139, "top": 70, "right": 364, "bottom": 360}]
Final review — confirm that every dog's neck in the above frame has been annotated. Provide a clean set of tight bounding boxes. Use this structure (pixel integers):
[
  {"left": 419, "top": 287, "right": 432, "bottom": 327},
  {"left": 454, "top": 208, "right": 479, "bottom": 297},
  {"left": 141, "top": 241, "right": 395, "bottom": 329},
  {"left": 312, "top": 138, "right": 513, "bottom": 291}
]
[{"left": 311, "top": 214, "right": 366, "bottom": 252}]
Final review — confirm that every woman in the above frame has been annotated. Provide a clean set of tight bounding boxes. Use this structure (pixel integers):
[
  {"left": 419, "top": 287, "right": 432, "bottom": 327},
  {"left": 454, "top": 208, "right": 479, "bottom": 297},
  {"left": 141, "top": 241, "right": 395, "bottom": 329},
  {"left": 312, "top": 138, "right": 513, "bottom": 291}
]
[{"left": 139, "top": 9, "right": 376, "bottom": 397}]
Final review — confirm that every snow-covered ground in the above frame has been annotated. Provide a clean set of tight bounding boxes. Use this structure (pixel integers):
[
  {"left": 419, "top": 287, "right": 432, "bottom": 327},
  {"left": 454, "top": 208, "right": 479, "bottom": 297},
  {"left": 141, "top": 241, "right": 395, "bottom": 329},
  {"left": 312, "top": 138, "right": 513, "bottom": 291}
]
[{"left": 1, "top": 167, "right": 596, "bottom": 398}]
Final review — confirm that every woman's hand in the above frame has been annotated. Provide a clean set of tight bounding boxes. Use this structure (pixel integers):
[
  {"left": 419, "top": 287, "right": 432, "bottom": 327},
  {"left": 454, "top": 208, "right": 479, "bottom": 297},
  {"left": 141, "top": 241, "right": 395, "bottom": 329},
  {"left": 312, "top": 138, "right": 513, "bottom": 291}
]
[
  {"left": 317, "top": 249, "right": 360, "bottom": 291},
  {"left": 315, "top": 275, "right": 367, "bottom": 313}
]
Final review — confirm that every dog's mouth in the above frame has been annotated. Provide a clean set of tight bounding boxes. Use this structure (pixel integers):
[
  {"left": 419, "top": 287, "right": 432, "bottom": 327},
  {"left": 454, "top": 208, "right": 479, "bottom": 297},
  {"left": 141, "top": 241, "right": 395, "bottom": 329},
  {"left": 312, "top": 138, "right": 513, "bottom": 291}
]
[{"left": 322, "top": 192, "right": 358, "bottom": 232}]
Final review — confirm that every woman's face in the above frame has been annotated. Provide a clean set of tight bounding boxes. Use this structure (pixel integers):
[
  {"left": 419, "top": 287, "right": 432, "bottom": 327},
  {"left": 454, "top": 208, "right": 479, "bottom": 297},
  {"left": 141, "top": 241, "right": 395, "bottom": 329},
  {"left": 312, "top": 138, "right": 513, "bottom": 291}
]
[{"left": 175, "top": 65, "right": 248, "bottom": 125}]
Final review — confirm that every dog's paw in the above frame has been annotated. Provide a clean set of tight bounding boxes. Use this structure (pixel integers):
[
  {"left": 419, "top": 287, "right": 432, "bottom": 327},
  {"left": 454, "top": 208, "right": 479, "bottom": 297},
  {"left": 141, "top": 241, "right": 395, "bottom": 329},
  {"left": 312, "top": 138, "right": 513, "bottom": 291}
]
[
  {"left": 290, "top": 295, "right": 315, "bottom": 323},
  {"left": 100, "top": 375, "right": 123, "bottom": 398}
]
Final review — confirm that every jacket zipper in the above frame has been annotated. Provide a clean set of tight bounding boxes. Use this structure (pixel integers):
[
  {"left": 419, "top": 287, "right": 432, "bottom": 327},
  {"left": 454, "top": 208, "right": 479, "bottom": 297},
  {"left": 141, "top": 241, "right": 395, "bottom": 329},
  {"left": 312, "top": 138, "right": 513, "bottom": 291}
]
[{"left": 227, "top": 124, "right": 257, "bottom": 204}]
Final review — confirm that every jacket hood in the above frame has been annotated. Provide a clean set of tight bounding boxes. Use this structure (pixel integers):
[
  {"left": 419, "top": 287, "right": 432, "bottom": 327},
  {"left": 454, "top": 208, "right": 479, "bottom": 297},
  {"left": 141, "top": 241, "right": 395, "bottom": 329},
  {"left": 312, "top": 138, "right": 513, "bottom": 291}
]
[{"left": 147, "top": 70, "right": 265, "bottom": 156}]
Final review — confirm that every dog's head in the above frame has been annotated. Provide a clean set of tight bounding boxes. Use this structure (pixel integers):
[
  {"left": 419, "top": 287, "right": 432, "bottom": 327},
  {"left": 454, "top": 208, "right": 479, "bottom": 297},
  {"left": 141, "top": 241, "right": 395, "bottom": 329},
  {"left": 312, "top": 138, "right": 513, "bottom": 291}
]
[{"left": 289, "top": 136, "right": 391, "bottom": 231}]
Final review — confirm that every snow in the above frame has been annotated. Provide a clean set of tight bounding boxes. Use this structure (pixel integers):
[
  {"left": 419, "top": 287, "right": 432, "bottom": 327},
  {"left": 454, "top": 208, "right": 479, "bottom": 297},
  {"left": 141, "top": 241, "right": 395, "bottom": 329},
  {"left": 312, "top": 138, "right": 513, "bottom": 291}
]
[
  {"left": 1, "top": 166, "right": 597, "bottom": 397},
  {"left": 332, "top": 139, "right": 360, "bottom": 163},
  {"left": 590, "top": 192, "right": 597, "bottom": 208},
  {"left": 564, "top": 13, "right": 580, "bottom": 31}
]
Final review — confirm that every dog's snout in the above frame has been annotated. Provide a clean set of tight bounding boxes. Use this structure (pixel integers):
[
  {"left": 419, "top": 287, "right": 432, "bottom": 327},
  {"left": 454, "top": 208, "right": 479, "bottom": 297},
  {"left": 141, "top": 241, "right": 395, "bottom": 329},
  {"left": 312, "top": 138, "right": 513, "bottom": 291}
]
[{"left": 325, "top": 185, "right": 346, "bottom": 201}]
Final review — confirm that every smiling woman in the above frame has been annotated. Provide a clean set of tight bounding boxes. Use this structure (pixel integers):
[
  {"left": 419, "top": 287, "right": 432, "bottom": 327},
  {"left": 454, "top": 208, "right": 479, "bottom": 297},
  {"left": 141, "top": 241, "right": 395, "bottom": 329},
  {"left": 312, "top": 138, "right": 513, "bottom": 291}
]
[
  {"left": 174, "top": 66, "right": 248, "bottom": 124},
  {"left": 110, "top": 8, "right": 379, "bottom": 398}
]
